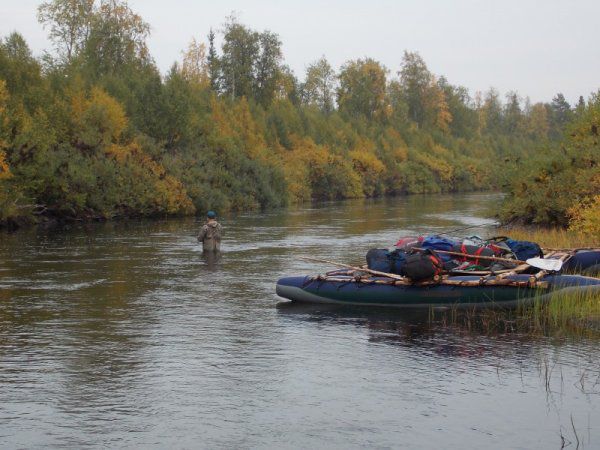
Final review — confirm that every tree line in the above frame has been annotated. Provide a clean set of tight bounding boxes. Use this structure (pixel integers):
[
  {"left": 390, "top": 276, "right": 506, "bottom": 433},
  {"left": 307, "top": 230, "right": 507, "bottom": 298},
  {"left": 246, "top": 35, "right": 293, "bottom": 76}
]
[
  {"left": 0, "top": 0, "right": 597, "bottom": 232},
  {"left": 500, "top": 94, "right": 599, "bottom": 235}
]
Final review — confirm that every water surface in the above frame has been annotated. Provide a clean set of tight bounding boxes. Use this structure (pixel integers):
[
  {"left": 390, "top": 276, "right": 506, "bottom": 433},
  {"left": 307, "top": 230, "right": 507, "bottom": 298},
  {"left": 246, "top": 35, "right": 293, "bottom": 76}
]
[{"left": 1, "top": 193, "right": 598, "bottom": 449}]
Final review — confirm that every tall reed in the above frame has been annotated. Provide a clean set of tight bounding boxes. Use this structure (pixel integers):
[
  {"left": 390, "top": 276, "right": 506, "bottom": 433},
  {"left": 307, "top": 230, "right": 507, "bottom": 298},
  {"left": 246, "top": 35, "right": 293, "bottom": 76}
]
[
  {"left": 519, "top": 288, "right": 600, "bottom": 336},
  {"left": 494, "top": 227, "right": 599, "bottom": 249},
  {"left": 430, "top": 289, "right": 600, "bottom": 338}
]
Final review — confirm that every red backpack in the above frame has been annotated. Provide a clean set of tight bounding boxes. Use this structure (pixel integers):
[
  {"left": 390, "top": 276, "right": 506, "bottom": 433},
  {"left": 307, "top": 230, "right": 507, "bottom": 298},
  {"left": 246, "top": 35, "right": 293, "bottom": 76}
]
[
  {"left": 394, "top": 236, "right": 423, "bottom": 251},
  {"left": 452, "top": 243, "right": 496, "bottom": 267}
]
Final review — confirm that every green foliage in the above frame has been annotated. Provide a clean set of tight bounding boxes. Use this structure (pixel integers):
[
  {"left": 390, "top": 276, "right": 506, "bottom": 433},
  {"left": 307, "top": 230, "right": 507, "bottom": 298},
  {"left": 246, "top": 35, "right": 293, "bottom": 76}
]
[
  {"left": 337, "top": 58, "right": 388, "bottom": 121},
  {"left": 207, "top": 29, "right": 219, "bottom": 92},
  {"left": 501, "top": 92, "right": 600, "bottom": 229},
  {"left": 399, "top": 51, "right": 431, "bottom": 125},
  {"left": 548, "top": 93, "right": 573, "bottom": 139},
  {"left": 301, "top": 57, "right": 336, "bottom": 113},
  {"left": 39, "top": 0, "right": 150, "bottom": 74},
  {"left": 0, "top": 33, "right": 48, "bottom": 112},
  {"left": 220, "top": 17, "right": 260, "bottom": 99},
  {"left": 37, "top": 0, "right": 95, "bottom": 64},
  {"left": 396, "top": 52, "right": 453, "bottom": 132},
  {"left": 0, "top": 6, "right": 592, "bottom": 230},
  {"left": 218, "top": 16, "right": 287, "bottom": 107}
]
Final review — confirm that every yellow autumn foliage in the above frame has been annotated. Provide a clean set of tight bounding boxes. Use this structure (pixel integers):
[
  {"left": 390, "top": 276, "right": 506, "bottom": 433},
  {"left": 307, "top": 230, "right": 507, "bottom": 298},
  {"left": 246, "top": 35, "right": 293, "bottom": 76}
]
[
  {"left": 0, "top": 81, "right": 12, "bottom": 181},
  {"left": 104, "top": 143, "right": 131, "bottom": 163},
  {"left": 282, "top": 155, "right": 311, "bottom": 203},
  {"left": 282, "top": 135, "right": 363, "bottom": 203},
  {"left": 72, "top": 86, "right": 128, "bottom": 147},
  {"left": 105, "top": 141, "right": 194, "bottom": 214},
  {"left": 230, "top": 97, "right": 268, "bottom": 159},
  {"left": 568, "top": 172, "right": 600, "bottom": 238},
  {"left": 430, "top": 143, "right": 452, "bottom": 159},
  {"left": 414, "top": 152, "right": 454, "bottom": 183},
  {"left": 90, "top": 86, "right": 128, "bottom": 140},
  {"left": 207, "top": 96, "right": 276, "bottom": 165},
  {"left": 352, "top": 136, "right": 376, "bottom": 154},
  {"left": 208, "top": 95, "right": 234, "bottom": 137},
  {"left": 0, "top": 79, "right": 8, "bottom": 139},
  {"left": 0, "top": 148, "right": 17, "bottom": 223},
  {"left": 423, "top": 77, "right": 452, "bottom": 132},
  {"left": 0, "top": 80, "right": 7, "bottom": 108},
  {"left": 380, "top": 128, "right": 408, "bottom": 162},
  {"left": 0, "top": 150, "right": 9, "bottom": 180},
  {"left": 568, "top": 195, "right": 600, "bottom": 236},
  {"left": 180, "top": 37, "right": 210, "bottom": 88},
  {"left": 0, "top": 80, "right": 22, "bottom": 222},
  {"left": 281, "top": 136, "right": 325, "bottom": 202},
  {"left": 154, "top": 173, "right": 195, "bottom": 214},
  {"left": 348, "top": 150, "right": 385, "bottom": 196},
  {"left": 5, "top": 14, "right": 591, "bottom": 228},
  {"left": 0, "top": 80, "right": 9, "bottom": 179}
]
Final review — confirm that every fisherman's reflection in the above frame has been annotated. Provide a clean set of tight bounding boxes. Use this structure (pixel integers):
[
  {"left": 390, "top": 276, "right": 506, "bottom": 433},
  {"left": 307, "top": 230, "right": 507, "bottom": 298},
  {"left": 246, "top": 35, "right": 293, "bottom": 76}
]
[{"left": 202, "top": 250, "right": 222, "bottom": 269}]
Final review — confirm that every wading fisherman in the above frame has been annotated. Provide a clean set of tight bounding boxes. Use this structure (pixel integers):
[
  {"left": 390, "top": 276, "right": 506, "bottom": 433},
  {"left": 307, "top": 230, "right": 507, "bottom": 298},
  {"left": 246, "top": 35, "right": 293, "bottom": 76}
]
[{"left": 197, "top": 210, "right": 223, "bottom": 252}]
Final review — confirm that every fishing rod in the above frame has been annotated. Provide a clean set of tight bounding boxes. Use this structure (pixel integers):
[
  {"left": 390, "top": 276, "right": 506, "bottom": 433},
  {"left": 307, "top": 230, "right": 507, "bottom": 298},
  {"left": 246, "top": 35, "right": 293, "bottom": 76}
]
[{"left": 435, "top": 222, "right": 500, "bottom": 237}]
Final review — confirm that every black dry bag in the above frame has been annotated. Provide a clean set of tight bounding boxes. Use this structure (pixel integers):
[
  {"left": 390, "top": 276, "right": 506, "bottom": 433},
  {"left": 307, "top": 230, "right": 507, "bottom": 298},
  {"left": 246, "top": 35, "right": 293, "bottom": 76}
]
[
  {"left": 366, "top": 249, "right": 392, "bottom": 273},
  {"left": 401, "top": 250, "right": 443, "bottom": 281}
]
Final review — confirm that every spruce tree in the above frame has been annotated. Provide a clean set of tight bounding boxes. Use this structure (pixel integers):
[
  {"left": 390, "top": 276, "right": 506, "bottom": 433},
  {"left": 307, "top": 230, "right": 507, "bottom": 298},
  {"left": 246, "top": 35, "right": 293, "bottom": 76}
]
[{"left": 207, "top": 28, "right": 220, "bottom": 92}]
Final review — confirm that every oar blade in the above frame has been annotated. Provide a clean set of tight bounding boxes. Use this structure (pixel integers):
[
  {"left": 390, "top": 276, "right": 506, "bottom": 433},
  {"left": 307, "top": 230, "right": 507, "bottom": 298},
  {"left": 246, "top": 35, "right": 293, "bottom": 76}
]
[{"left": 526, "top": 257, "right": 563, "bottom": 272}]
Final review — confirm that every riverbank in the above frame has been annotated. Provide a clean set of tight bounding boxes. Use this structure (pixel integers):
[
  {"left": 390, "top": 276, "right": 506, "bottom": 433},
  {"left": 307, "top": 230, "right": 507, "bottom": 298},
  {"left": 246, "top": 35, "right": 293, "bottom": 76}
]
[
  {"left": 433, "top": 287, "right": 600, "bottom": 340},
  {"left": 495, "top": 226, "right": 599, "bottom": 249},
  {"left": 433, "top": 225, "right": 599, "bottom": 337},
  {"left": 3, "top": 6, "right": 585, "bottom": 236},
  {"left": 2, "top": 188, "right": 497, "bottom": 233}
]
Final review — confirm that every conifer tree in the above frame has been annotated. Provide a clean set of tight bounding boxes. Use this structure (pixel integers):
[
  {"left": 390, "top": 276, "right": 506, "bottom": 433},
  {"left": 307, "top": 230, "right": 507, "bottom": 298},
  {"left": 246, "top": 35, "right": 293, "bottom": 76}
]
[
  {"left": 207, "top": 28, "right": 220, "bottom": 92},
  {"left": 549, "top": 93, "right": 572, "bottom": 138}
]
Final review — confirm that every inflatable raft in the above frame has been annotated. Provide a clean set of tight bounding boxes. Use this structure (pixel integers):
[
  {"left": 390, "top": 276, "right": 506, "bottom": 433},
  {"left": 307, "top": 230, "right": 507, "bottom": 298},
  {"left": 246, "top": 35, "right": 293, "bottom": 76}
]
[{"left": 276, "top": 273, "right": 600, "bottom": 308}]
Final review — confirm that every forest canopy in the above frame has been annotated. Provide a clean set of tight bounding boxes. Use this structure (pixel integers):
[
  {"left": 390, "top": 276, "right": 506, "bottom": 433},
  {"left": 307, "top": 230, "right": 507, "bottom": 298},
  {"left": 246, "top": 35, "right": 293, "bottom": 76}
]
[{"left": 0, "top": 0, "right": 597, "bottom": 232}]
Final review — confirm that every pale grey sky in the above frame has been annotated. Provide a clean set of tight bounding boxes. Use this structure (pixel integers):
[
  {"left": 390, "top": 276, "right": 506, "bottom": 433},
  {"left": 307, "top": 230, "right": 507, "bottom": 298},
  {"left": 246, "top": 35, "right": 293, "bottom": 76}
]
[{"left": 1, "top": 0, "right": 599, "bottom": 105}]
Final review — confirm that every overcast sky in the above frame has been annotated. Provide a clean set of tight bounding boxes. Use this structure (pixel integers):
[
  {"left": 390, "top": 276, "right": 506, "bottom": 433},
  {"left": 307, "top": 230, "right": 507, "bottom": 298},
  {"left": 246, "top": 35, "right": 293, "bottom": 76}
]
[{"left": 2, "top": 0, "right": 599, "bottom": 105}]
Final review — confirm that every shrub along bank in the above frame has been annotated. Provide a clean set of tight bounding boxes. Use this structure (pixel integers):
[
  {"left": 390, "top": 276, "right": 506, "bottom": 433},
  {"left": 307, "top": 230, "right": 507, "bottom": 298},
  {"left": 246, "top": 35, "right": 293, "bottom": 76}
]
[{"left": 0, "top": 1, "right": 595, "bottom": 231}]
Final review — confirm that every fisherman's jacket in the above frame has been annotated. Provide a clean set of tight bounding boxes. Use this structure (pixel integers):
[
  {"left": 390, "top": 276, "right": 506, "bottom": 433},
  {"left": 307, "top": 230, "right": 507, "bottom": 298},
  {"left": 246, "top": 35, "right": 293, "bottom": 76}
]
[{"left": 198, "top": 220, "right": 223, "bottom": 252}]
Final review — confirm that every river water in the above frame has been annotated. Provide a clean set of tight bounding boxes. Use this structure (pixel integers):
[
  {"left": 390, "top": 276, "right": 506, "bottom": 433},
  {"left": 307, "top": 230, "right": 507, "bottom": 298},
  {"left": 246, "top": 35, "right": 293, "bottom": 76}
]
[{"left": 1, "top": 193, "right": 598, "bottom": 449}]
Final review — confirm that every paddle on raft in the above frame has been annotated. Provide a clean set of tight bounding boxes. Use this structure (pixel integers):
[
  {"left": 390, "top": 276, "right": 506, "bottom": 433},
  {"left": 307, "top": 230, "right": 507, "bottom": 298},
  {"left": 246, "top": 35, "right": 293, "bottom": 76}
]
[
  {"left": 411, "top": 248, "right": 563, "bottom": 271},
  {"left": 299, "top": 256, "right": 406, "bottom": 281}
]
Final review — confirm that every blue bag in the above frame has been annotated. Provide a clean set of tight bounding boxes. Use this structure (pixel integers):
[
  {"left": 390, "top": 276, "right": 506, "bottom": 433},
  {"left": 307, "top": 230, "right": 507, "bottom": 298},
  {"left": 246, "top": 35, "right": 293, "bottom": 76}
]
[
  {"left": 505, "top": 239, "right": 543, "bottom": 261},
  {"left": 366, "top": 248, "right": 407, "bottom": 274},
  {"left": 366, "top": 249, "right": 392, "bottom": 272},
  {"left": 421, "top": 235, "right": 457, "bottom": 261}
]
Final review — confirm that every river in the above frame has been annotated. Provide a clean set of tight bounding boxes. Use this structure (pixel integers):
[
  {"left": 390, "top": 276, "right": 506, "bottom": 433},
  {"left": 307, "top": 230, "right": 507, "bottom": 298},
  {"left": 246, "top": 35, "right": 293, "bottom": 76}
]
[{"left": 1, "top": 193, "right": 598, "bottom": 449}]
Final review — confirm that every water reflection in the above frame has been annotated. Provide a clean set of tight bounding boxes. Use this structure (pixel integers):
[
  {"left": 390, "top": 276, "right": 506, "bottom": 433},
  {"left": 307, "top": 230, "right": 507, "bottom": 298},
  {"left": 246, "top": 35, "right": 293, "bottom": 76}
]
[
  {"left": 201, "top": 251, "right": 222, "bottom": 270},
  {"left": 275, "top": 301, "right": 574, "bottom": 358}
]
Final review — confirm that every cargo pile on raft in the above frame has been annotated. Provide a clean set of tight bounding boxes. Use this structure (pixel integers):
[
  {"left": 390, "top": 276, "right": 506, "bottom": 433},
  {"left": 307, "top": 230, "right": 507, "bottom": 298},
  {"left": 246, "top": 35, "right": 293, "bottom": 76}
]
[{"left": 276, "top": 234, "right": 600, "bottom": 307}]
